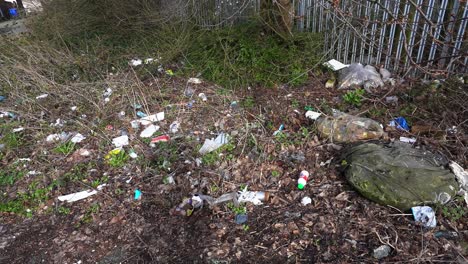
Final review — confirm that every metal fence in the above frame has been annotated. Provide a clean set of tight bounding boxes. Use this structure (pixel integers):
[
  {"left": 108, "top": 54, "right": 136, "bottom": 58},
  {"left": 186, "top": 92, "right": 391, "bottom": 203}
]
[{"left": 190, "top": 0, "right": 467, "bottom": 77}]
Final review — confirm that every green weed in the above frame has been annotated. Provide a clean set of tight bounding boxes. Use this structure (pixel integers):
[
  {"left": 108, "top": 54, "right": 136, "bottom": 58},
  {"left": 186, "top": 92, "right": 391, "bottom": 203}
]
[
  {"left": 227, "top": 202, "right": 247, "bottom": 215},
  {"left": 0, "top": 169, "right": 25, "bottom": 186},
  {"left": 343, "top": 88, "right": 365, "bottom": 107},
  {"left": 271, "top": 170, "right": 280, "bottom": 177},
  {"left": 242, "top": 96, "right": 256, "bottom": 108},
  {"left": 58, "top": 206, "right": 71, "bottom": 215},
  {"left": 107, "top": 150, "right": 128, "bottom": 167},
  {"left": 54, "top": 141, "right": 76, "bottom": 155},
  {"left": 1, "top": 132, "right": 22, "bottom": 149},
  {"left": 201, "top": 143, "right": 235, "bottom": 166}
]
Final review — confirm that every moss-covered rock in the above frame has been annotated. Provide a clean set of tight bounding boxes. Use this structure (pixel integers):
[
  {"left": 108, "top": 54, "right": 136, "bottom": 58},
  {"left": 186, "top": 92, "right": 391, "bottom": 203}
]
[{"left": 342, "top": 142, "right": 459, "bottom": 211}]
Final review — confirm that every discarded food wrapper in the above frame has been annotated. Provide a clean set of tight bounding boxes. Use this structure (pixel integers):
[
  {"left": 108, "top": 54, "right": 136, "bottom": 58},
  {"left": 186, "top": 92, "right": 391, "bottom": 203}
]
[
  {"left": 138, "top": 112, "right": 165, "bottom": 126},
  {"left": 323, "top": 59, "right": 349, "bottom": 71},
  {"left": 411, "top": 206, "right": 436, "bottom": 228},
  {"left": 58, "top": 184, "right": 106, "bottom": 203},
  {"left": 140, "top": 124, "right": 160, "bottom": 138},
  {"left": 399, "top": 136, "right": 416, "bottom": 143},
  {"left": 151, "top": 135, "right": 170, "bottom": 143},
  {"left": 112, "top": 135, "right": 129, "bottom": 148},
  {"left": 36, "top": 93, "right": 49, "bottom": 99},
  {"left": 237, "top": 188, "right": 269, "bottom": 205},
  {"left": 301, "top": 196, "right": 312, "bottom": 206},
  {"left": 169, "top": 121, "right": 180, "bottom": 133},
  {"left": 12, "top": 127, "right": 24, "bottom": 133},
  {"left": 70, "top": 133, "right": 86, "bottom": 143},
  {"left": 199, "top": 133, "right": 229, "bottom": 154},
  {"left": 134, "top": 189, "right": 142, "bottom": 200},
  {"left": 188, "top": 77, "right": 202, "bottom": 84},
  {"left": 273, "top": 124, "right": 284, "bottom": 136},
  {"left": 388, "top": 117, "right": 410, "bottom": 131},
  {"left": 305, "top": 110, "right": 322, "bottom": 120},
  {"left": 198, "top": 93, "right": 208, "bottom": 102},
  {"left": 130, "top": 59, "right": 142, "bottom": 66}
]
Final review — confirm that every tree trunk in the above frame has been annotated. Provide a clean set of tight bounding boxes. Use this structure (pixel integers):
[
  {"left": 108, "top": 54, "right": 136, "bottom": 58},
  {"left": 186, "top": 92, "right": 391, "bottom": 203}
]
[
  {"left": 16, "top": 0, "right": 24, "bottom": 9},
  {"left": 260, "top": 0, "right": 294, "bottom": 38}
]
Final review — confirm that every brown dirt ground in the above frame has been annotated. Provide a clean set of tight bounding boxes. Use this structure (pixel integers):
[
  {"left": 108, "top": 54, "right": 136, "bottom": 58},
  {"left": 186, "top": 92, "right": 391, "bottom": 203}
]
[{"left": 0, "top": 71, "right": 467, "bottom": 263}]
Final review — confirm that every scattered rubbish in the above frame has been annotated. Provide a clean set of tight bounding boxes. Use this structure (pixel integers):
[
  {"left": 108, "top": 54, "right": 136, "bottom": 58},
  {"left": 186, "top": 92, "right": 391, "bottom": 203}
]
[
  {"left": 118, "top": 111, "right": 126, "bottom": 119},
  {"left": 0, "top": 95, "right": 6, "bottom": 102},
  {"left": 412, "top": 206, "right": 436, "bottom": 228},
  {"left": 130, "top": 120, "right": 140, "bottom": 129},
  {"left": 151, "top": 135, "right": 170, "bottom": 143},
  {"left": 169, "top": 121, "right": 180, "bottom": 133},
  {"left": 136, "top": 111, "right": 147, "bottom": 118},
  {"left": 186, "top": 100, "right": 195, "bottom": 108},
  {"left": 342, "top": 142, "right": 458, "bottom": 210},
  {"left": 434, "top": 231, "right": 459, "bottom": 240},
  {"left": 140, "top": 124, "right": 160, "bottom": 138},
  {"left": 103, "top": 88, "right": 113, "bottom": 98},
  {"left": 46, "top": 132, "right": 69, "bottom": 142},
  {"left": 171, "top": 195, "right": 205, "bottom": 216},
  {"left": 130, "top": 59, "right": 142, "bottom": 66},
  {"left": 305, "top": 110, "right": 321, "bottom": 120},
  {"left": 134, "top": 189, "right": 142, "bottom": 200},
  {"left": 399, "top": 136, "right": 416, "bottom": 144},
  {"left": 138, "top": 112, "right": 165, "bottom": 126},
  {"left": 325, "top": 79, "right": 335, "bottom": 88},
  {"left": 199, "top": 133, "right": 229, "bottom": 154},
  {"left": 273, "top": 124, "right": 284, "bottom": 136},
  {"left": 164, "top": 175, "right": 175, "bottom": 184},
  {"left": 112, "top": 135, "right": 129, "bottom": 148},
  {"left": 237, "top": 188, "right": 269, "bottom": 205},
  {"left": 70, "top": 133, "right": 86, "bottom": 143},
  {"left": 320, "top": 158, "right": 333, "bottom": 167},
  {"left": 198, "top": 93, "right": 208, "bottom": 102},
  {"left": 307, "top": 110, "right": 384, "bottom": 142},
  {"left": 133, "top": 103, "right": 142, "bottom": 109},
  {"left": 385, "top": 96, "right": 398, "bottom": 104},
  {"left": 297, "top": 170, "right": 310, "bottom": 190},
  {"left": 188, "top": 78, "right": 202, "bottom": 84},
  {"left": 77, "top": 148, "right": 91, "bottom": 156},
  {"left": 12, "top": 127, "right": 24, "bottom": 133},
  {"left": 388, "top": 117, "right": 410, "bottom": 131},
  {"left": 144, "top": 58, "right": 154, "bottom": 64},
  {"left": 301, "top": 196, "right": 312, "bottom": 206},
  {"left": 28, "top": 171, "right": 39, "bottom": 176},
  {"left": 129, "top": 150, "right": 138, "bottom": 159},
  {"left": 323, "top": 59, "right": 349, "bottom": 71},
  {"left": 106, "top": 125, "right": 114, "bottom": 131},
  {"left": 337, "top": 63, "right": 384, "bottom": 91},
  {"left": 373, "top": 245, "right": 391, "bottom": 259},
  {"left": 379, "top": 67, "right": 391, "bottom": 81},
  {"left": 0, "top": 111, "right": 16, "bottom": 119},
  {"left": 235, "top": 214, "right": 248, "bottom": 224},
  {"left": 58, "top": 184, "right": 106, "bottom": 203},
  {"left": 230, "top": 101, "right": 240, "bottom": 111},
  {"left": 165, "top": 69, "right": 174, "bottom": 76},
  {"left": 50, "top": 118, "right": 64, "bottom": 127},
  {"left": 35, "top": 94, "right": 49, "bottom": 99}
]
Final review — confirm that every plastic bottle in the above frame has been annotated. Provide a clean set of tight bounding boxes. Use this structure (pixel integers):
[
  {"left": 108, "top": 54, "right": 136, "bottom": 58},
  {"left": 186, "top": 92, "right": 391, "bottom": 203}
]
[{"left": 297, "top": 170, "right": 310, "bottom": 190}]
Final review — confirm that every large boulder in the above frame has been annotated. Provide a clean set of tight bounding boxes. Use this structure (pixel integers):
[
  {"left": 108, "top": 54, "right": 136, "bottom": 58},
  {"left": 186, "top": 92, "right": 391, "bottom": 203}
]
[{"left": 341, "top": 142, "right": 459, "bottom": 210}]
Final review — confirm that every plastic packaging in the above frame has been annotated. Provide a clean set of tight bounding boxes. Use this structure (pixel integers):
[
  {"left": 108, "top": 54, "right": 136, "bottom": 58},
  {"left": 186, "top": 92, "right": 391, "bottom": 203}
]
[
  {"left": 338, "top": 63, "right": 384, "bottom": 90},
  {"left": 112, "top": 135, "right": 129, "bottom": 148},
  {"left": 199, "top": 133, "right": 229, "bottom": 154},
  {"left": 411, "top": 206, "right": 436, "bottom": 228},
  {"left": 151, "top": 135, "right": 170, "bottom": 143},
  {"left": 198, "top": 93, "right": 208, "bottom": 102},
  {"left": 237, "top": 189, "right": 269, "bottom": 205},
  {"left": 297, "top": 170, "right": 310, "bottom": 190},
  {"left": 301, "top": 196, "right": 312, "bottom": 205},
  {"left": 140, "top": 124, "right": 159, "bottom": 138},
  {"left": 307, "top": 110, "right": 384, "bottom": 143},
  {"left": 388, "top": 117, "right": 410, "bottom": 131}
]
